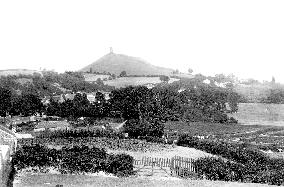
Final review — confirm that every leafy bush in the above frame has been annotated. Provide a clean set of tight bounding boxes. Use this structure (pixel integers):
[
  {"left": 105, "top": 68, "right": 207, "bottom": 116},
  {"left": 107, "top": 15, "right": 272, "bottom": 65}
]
[
  {"left": 13, "top": 144, "right": 60, "bottom": 170},
  {"left": 180, "top": 134, "right": 284, "bottom": 185},
  {"left": 13, "top": 144, "right": 134, "bottom": 177},
  {"left": 139, "top": 136, "right": 165, "bottom": 143},
  {"left": 177, "top": 134, "right": 269, "bottom": 166},
  {"left": 195, "top": 157, "right": 246, "bottom": 182},
  {"left": 106, "top": 153, "right": 134, "bottom": 177},
  {"left": 244, "top": 170, "right": 284, "bottom": 186},
  {"left": 124, "top": 119, "right": 164, "bottom": 138},
  {"left": 37, "top": 129, "right": 124, "bottom": 139},
  {"left": 59, "top": 145, "right": 107, "bottom": 174}
]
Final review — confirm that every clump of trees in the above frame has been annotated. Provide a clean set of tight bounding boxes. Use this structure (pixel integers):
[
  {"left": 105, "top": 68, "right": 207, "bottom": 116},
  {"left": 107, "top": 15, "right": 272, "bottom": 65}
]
[
  {"left": 0, "top": 87, "right": 44, "bottom": 118},
  {"left": 159, "top": 75, "right": 170, "bottom": 82},
  {"left": 0, "top": 71, "right": 114, "bottom": 98},
  {"left": 261, "top": 89, "right": 284, "bottom": 104},
  {"left": 119, "top": 71, "right": 127, "bottom": 77}
]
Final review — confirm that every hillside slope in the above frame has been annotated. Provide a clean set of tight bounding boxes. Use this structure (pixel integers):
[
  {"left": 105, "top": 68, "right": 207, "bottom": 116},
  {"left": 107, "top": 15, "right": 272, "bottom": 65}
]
[{"left": 81, "top": 52, "right": 174, "bottom": 76}]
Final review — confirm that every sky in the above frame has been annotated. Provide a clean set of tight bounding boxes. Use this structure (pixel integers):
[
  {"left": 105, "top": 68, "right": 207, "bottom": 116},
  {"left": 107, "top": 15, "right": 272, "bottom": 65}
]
[{"left": 0, "top": 0, "right": 284, "bottom": 82}]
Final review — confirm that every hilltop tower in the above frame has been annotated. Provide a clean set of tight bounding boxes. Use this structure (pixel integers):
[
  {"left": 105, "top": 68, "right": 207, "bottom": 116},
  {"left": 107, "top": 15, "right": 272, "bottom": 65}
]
[{"left": 110, "top": 47, "right": 113, "bottom": 54}]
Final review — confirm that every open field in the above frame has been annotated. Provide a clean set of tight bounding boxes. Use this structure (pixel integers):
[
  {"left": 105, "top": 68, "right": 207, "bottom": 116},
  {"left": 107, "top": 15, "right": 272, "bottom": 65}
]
[
  {"left": 14, "top": 174, "right": 274, "bottom": 187},
  {"left": 165, "top": 121, "right": 265, "bottom": 136},
  {"left": 229, "top": 103, "right": 284, "bottom": 126},
  {"left": 83, "top": 73, "right": 110, "bottom": 82},
  {"left": 103, "top": 77, "right": 179, "bottom": 88}
]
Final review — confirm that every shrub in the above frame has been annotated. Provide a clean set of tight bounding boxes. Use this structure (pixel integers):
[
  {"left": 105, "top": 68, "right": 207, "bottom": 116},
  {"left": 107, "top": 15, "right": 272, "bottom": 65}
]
[
  {"left": 59, "top": 145, "right": 107, "bottom": 174},
  {"left": 124, "top": 119, "right": 164, "bottom": 138},
  {"left": 180, "top": 134, "right": 284, "bottom": 185},
  {"left": 13, "top": 144, "right": 60, "bottom": 170},
  {"left": 138, "top": 136, "right": 164, "bottom": 143},
  {"left": 195, "top": 157, "right": 246, "bottom": 182},
  {"left": 13, "top": 144, "right": 135, "bottom": 177},
  {"left": 37, "top": 129, "right": 124, "bottom": 139},
  {"left": 106, "top": 153, "right": 134, "bottom": 177}
]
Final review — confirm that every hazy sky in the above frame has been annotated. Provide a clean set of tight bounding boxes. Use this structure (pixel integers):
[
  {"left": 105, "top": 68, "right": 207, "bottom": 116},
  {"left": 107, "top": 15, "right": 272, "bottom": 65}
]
[{"left": 1, "top": 0, "right": 284, "bottom": 82}]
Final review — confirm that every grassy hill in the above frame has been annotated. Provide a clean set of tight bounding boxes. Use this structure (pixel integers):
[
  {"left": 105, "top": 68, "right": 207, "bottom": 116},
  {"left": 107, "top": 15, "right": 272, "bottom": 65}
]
[{"left": 80, "top": 51, "right": 175, "bottom": 76}]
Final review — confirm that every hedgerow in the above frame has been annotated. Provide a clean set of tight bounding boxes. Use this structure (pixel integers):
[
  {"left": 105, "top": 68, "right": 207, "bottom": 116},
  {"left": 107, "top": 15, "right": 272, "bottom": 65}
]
[
  {"left": 37, "top": 129, "right": 125, "bottom": 139},
  {"left": 106, "top": 153, "right": 134, "bottom": 177},
  {"left": 59, "top": 145, "right": 107, "bottom": 174},
  {"left": 13, "top": 144, "right": 134, "bottom": 177},
  {"left": 178, "top": 134, "right": 284, "bottom": 185},
  {"left": 12, "top": 144, "right": 60, "bottom": 171}
]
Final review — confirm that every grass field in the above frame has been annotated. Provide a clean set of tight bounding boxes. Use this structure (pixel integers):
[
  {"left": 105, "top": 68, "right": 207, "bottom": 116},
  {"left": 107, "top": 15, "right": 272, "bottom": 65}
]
[
  {"left": 103, "top": 77, "right": 179, "bottom": 88},
  {"left": 83, "top": 73, "right": 110, "bottom": 82},
  {"left": 229, "top": 103, "right": 284, "bottom": 126}
]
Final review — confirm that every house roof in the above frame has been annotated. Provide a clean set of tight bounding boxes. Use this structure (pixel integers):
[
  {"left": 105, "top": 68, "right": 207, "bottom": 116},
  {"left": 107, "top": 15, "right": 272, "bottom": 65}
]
[{"left": 35, "top": 121, "right": 71, "bottom": 129}]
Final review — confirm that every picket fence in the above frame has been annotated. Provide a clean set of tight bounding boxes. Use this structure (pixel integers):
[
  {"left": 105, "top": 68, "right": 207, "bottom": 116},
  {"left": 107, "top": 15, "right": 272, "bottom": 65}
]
[{"left": 133, "top": 156, "right": 196, "bottom": 177}]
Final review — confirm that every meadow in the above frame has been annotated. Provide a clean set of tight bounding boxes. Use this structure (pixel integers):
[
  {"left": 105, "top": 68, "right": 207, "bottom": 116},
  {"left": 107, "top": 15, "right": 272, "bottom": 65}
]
[
  {"left": 83, "top": 73, "right": 110, "bottom": 82},
  {"left": 229, "top": 103, "right": 284, "bottom": 126}
]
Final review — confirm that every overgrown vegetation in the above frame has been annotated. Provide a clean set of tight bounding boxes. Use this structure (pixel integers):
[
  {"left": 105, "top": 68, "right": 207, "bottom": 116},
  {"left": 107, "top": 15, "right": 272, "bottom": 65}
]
[
  {"left": 178, "top": 134, "right": 284, "bottom": 185},
  {"left": 13, "top": 144, "right": 134, "bottom": 177}
]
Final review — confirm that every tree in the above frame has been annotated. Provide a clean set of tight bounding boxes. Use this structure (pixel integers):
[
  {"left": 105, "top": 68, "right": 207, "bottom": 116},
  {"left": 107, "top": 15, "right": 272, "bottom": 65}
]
[
  {"left": 95, "top": 92, "right": 106, "bottom": 104},
  {"left": 188, "top": 68, "right": 193, "bottom": 74},
  {"left": 159, "top": 75, "right": 170, "bottom": 82},
  {"left": 272, "top": 76, "right": 276, "bottom": 84},
  {"left": 227, "top": 91, "right": 241, "bottom": 113},
  {"left": 0, "top": 87, "right": 12, "bottom": 117},
  {"left": 18, "top": 94, "right": 44, "bottom": 116},
  {"left": 172, "top": 69, "right": 179, "bottom": 74},
  {"left": 73, "top": 93, "right": 90, "bottom": 117},
  {"left": 96, "top": 78, "right": 104, "bottom": 85},
  {"left": 119, "top": 71, "right": 127, "bottom": 77},
  {"left": 124, "top": 118, "right": 164, "bottom": 138}
]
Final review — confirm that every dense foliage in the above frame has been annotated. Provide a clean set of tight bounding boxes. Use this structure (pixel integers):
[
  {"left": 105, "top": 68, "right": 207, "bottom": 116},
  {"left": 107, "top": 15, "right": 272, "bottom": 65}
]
[
  {"left": 124, "top": 119, "right": 164, "bottom": 138},
  {"left": 18, "top": 137, "right": 172, "bottom": 152},
  {"left": 0, "top": 71, "right": 113, "bottom": 97},
  {"left": 178, "top": 134, "right": 284, "bottom": 185},
  {"left": 13, "top": 144, "right": 134, "bottom": 177},
  {"left": 262, "top": 88, "right": 284, "bottom": 104},
  {"left": 37, "top": 129, "right": 124, "bottom": 139}
]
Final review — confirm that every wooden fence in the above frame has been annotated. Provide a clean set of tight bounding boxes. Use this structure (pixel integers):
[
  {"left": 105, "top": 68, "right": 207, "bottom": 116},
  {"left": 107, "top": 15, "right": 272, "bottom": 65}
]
[{"left": 133, "top": 156, "right": 196, "bottom": 177}]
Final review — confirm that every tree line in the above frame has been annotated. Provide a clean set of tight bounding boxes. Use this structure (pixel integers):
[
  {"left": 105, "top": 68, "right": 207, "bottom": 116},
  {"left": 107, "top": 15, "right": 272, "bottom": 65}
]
[{"left": 1, "top": 80, "right": 239, "bottom": 121}]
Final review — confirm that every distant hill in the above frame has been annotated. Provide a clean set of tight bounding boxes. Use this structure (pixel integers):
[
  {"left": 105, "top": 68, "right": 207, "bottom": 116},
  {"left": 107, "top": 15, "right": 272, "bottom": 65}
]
[
  {"left": 0, "top": 69, "right": 43, "bottom": 77},
  {"left": 80, "top": 51, "right": 175, "bottom": 76}
]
